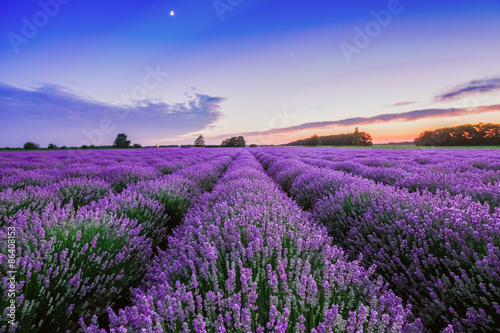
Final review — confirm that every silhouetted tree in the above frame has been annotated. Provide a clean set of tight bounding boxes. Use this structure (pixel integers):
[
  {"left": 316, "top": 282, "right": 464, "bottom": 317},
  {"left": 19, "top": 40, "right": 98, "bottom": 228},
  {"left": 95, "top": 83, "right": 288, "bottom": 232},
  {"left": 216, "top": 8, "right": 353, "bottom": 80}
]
[
  {"left": 47, "top": 143, "right": 58, "bottom": 149},
  {"left": 221, "top": 136, "right": 245, "bottom": 147},
  {"left": 194, "top": 135, "right": 205, "bottom": 147},
  {"left": 23, "top": 142, "right": 39, "bottom": 149},
  {"left": 113, "top": 133, "right": 131, "bottom": 148},
  {"left": 132, "top": 143, "right": 142, "bottom": 148},
  {"left": 353, "top": 127, "right": 360, "bottom": 146},
  {"left": 359, "top": 132, "right": 373, "bottom": 146}
]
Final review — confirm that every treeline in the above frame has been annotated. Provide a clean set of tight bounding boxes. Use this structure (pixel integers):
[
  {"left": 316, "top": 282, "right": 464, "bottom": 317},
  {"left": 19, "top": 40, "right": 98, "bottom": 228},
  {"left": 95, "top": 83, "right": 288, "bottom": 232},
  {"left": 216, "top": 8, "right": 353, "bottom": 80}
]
[
  {"left": 285, "top": 129, "right": 373, "bottom": 146},
  {"left": 414, "top": 123, "right": 500, "bottom": 146}
]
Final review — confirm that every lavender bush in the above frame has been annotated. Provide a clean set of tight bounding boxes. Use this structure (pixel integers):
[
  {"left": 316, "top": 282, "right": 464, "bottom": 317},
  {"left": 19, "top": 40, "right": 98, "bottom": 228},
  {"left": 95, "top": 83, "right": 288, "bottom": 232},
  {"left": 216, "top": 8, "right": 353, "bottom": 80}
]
[{"left": 0, "top": 205, "right": 152, "bottom": 332}]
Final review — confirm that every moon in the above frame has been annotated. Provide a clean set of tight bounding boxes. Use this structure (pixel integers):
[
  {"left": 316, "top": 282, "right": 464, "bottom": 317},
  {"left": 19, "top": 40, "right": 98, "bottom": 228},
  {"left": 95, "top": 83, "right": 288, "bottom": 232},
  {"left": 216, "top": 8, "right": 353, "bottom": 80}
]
[{"left": 170, "top": 10, "right": 175, "bottom": 16}]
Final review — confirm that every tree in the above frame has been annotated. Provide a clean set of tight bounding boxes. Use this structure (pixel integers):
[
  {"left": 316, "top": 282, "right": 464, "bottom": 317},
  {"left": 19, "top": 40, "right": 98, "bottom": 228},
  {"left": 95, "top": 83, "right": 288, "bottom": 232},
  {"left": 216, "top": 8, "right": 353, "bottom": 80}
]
[
  {"left": 194, "top": 135, "right": 205, "bottom": 147},
  {"left": 359, "top": 132, "right": 373, "bottom": 146},
  {"left": 113, "top": 133, "right": 131, "bottom": 148},
  {"left": 353, "top": 127, "right": 360, "bottom": 146},
  {"left": 221, "top": 136, "right": 245, "bottom": 147},
  {"left": 47, "top": 143, "right": 58, "bottom": 149},
  {"left": 249, "top": 144, "right": 258, "bottom": 147},
  {"left": 24, "top": 142, "right": 39, "bottom": 149},
  {"left": 132, "top": 143, "right": 142, "bottom": 148}
]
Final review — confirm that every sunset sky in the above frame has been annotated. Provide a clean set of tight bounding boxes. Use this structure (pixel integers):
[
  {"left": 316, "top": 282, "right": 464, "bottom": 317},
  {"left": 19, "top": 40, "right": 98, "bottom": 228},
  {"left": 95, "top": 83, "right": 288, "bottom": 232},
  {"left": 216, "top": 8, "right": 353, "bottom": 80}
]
[{"left": 1, "top": 0, "right": 500, "bottom": 147}]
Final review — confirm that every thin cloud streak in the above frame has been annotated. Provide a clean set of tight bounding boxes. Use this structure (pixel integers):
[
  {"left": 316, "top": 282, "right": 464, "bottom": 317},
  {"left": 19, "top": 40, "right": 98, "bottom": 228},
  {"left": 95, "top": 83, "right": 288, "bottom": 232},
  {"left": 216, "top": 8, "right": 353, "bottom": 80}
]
[
  {"left": 436, "top": 77, "right": 500, "bottom": 101},
  {"left": 390, "top": 101, "right": 418, "bottom": 107}
]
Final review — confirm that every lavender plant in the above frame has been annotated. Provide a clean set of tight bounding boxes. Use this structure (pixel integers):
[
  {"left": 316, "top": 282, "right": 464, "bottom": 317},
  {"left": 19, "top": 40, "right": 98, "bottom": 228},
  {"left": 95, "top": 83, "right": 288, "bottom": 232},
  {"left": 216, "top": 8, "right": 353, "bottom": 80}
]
[{"left": 0, "top": 205, "right": 152, "bottom": 332}]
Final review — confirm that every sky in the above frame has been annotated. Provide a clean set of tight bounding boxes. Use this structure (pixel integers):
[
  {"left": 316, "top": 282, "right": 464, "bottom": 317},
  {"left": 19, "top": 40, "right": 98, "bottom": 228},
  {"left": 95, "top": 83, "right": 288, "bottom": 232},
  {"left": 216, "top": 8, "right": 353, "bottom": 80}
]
[{"left": 0, "top": 0, "right": 499, "bottom": 147}]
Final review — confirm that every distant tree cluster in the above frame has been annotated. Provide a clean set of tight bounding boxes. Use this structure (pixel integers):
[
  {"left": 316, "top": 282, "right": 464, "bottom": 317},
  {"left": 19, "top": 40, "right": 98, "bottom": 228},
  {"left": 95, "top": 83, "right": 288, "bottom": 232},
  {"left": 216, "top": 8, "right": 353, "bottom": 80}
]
[
  {"left": 286, "top": 129, "right": 373, "bottom": 146},
  {"left": 414, "top": 123, "right": 500, "bottom": 146},
  {"left": 306, "top": 134, "right": 321, "bottom": 146},
  {"left": 23, "top": 142, "right": 40, "bottom": 149},
  {"left": 221, "top": 136, "right": 245, "bottom": 147}
]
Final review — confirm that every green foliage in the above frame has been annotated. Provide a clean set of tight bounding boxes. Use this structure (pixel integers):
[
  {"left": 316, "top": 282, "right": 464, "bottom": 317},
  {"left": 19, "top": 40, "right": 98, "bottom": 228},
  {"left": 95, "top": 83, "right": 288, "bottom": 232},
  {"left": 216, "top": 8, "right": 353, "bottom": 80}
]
[
  {"left": 221, "top": 136, "right": 245, "bottom": 147},
  {"left": 249, "top": 144, "right": 258, "bottom": 147},
  {"left": 1, "top": 211, "right": 150, "bottom": 332},
  {"left": 113, "top": 133, "right": 131, "bottom": 148},
  {"left": 23, "top": 142, "right": 39, "bottom": 149},
  {"left": 47, "top": 143, "right": 58, "bottom": 149},
  {"left": 414, "top": 123, "right": 500, "bottom": 146},
  {"left": 194, "top": 135, "right": 205, "bottom": 147},
  {"left": 132, "top": 143, "right": 142, "bottom": 148},
  {"left": 55, "top": 180, "right": 111, "bottom": 209}
]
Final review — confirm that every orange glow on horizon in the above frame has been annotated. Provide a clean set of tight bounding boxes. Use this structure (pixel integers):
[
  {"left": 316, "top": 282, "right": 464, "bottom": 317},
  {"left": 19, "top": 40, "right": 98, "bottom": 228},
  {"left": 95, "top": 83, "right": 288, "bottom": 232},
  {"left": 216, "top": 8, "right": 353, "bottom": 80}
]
[{"left": 239, "top": 111, "right": 500, "bottom": 145}]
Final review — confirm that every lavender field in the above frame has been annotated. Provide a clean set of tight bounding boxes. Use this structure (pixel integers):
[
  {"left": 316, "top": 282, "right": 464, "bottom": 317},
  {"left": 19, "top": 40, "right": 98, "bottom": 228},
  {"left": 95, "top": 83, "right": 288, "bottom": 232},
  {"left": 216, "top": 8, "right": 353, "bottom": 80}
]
[{"left": 1, "top": 147, "right": 499, "bottom": 333}]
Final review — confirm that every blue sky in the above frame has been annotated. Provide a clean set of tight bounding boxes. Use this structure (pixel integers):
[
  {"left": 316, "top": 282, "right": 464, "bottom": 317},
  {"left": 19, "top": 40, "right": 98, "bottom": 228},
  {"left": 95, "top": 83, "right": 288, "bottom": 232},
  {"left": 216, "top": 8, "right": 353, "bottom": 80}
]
[{"left": 1, "top": 0, "right": 499, "bottom": 147}]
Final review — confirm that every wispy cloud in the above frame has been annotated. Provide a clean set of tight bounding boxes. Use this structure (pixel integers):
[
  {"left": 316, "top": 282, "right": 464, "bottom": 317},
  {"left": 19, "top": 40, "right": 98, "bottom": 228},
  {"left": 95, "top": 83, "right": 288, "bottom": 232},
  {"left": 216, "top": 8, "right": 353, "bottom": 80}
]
[
  {"left": 225, "top": 104, "right": 500, "bottom": 138},
  {"left": 436, "top": 77, "right": 500, "bottom": 101},
  {"left": 390, "top": 101, "right": 418, "bottom": 107},
  {"left": 0, "top": 83, "right": 225, "bottom": 146}
]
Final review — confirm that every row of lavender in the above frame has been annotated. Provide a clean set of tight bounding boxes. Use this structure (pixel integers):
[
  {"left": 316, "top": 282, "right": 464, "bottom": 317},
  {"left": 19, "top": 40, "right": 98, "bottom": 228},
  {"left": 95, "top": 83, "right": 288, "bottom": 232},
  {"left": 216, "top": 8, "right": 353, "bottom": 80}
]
[
  {"left": 252, "top": 148, "right": 500, "bottom": 332},
  {"left": 260, "top": 148, "right": 500, "bottom": 209},
  {"left": 1, "top": 149, "right": 240, "bottom": 332},
  {"left": 83, "top": 149, "right": 422, "bottom": 332},
  {"left": 0, "top": 149, "right": 238, "bottom": 227}
]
